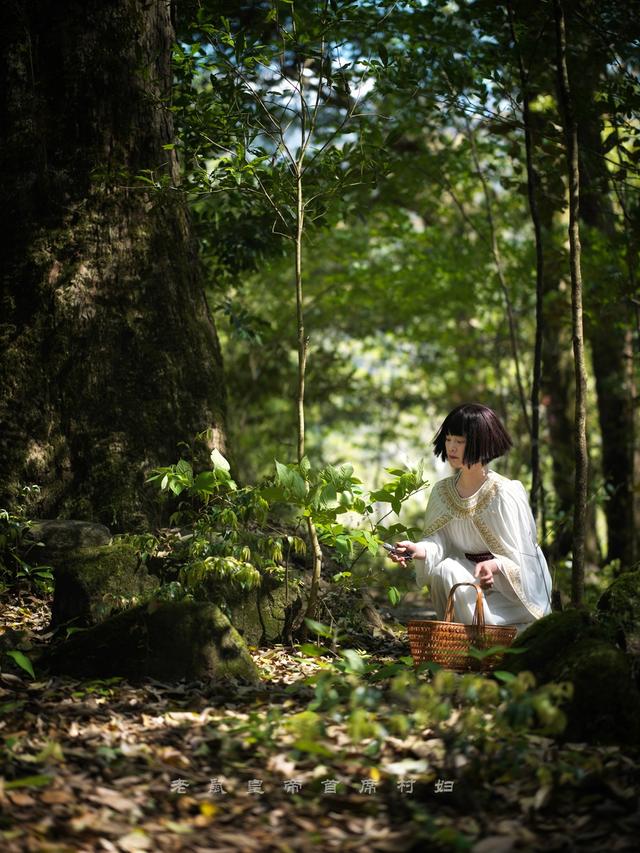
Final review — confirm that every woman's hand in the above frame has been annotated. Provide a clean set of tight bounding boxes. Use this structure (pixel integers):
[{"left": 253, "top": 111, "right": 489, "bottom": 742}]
[
  {"left": 388, "top": 541, "right": 426, "bottom": 566},
  {"left": 474, "top": 559, "right": 500, "bottom": 590}
]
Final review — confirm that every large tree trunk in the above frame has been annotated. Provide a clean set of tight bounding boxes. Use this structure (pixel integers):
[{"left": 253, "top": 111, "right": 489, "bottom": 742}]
[
  {"left": 573, "top": 62, "right": 637, "bottom": 570},
  {"left": 0, "top": 0, "right": 227, "bottom": 529}
]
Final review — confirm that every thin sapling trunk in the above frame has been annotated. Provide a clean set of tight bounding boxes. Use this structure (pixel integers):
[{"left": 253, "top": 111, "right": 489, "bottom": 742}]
[{"left": 554, "top": 0, "right": 588, "bottom": 606}]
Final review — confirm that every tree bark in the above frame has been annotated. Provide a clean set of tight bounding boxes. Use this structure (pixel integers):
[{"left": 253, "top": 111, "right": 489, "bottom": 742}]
[
  {"left": 536, "top": 177, "right": 601, "bottom": 571},
  {"left": 554, "top": 0, "right": 589, "bottom": 606},
  {"left": 0, "top": 0, "right": 228, "bottom": 529},
  {"left": 507, "top": 2, "right": 544, "bottom": 522},
  {"left": 572, "top": 62, "right": 637, "bottom": 570}
]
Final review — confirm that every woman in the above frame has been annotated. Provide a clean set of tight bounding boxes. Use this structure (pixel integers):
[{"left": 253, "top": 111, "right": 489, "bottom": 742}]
[{"left": 389, "top": 403, "right": 552, "bottom": 633}]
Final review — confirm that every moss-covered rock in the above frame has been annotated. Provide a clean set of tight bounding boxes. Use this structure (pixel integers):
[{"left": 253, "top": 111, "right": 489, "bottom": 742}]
[
  {"left": 50, "top": 543, "right": 159, "bottom": 627},
  {"left": 43, "top": 600, "right": 260, "bottom": 683},
  {"left": 227, "top": 584, "right": 305, "bottom": 646},
  {"left": 597, "top": 570, "right": 640, "bottom": 657},
  {"left": 552, "top": 638, "right": 640, "bottom": 743},
  {"left": 503, "top": 609, "right": 640, "bottom": 744},
  {"left": 505, "top": 610, "right": 607, "bottom": 684},
  {"left": 228, "top": 588, "right": 263, "bottom": 647},
  {"left": 260, "top": 582, "right": 305, "bottom": 642},
  {"left": 211, "top": 575, "right": 306, "bottom": 647}
]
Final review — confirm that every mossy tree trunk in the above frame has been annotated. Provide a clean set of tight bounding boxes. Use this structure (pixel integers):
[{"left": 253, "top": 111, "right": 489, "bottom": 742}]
[{"left": 0, "top": 0, "right": 227, "bottom": 529}]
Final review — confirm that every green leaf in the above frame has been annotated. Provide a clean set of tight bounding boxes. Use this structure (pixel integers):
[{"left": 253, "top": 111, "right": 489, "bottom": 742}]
[
  {"left": 0, "top": 700, "right": 26, "bottom": 714},
  {"left": 289, "top": 470, "right": 307, "bottom": 501},
  {"left": 210, "top": 448, "right": 231, "bottom": 472},
  {"left": 340, "top": 648, "right": 366, "bottom": 673},
  {"left": 260, "top": 485, "right": 286, "bottom": 503},
  {"left": 387, "top": 586, "right": 401, "bottom": 606},
  {"left": 275, "top": 460, "right": 307, "bottom": 502},
  {"left": 321, "top": 483, "right": 337, "bottom": 503},
  {"left": 299, "top": 455, "right": 311, "bottom": 476},
  {"left": 5, "top": 650, "right": 35, "bottom": 679},
  {"left": 368, "top": 661, "right": 406, "bottom": 681},
  {"left": 467, "top": 645, "right": 513, "bottom": 660},
  {"left": 193, "top": 470, "right": 217, "bottom": 493},
  {"left": 176, "top": 459, "right": 193, "bottom": 479},
  {"left": 299, "top": 643, "right": 332, "bottom": 657},
  {"left": 369, "top": 489, "right": 393, "bottom": 503},
  {"left": 493, "top": 670, "right": 517, "bottom": 683},
  {"left": 304, "top": 618, "right": 333, "bottom": 638},
  {"left": 275, "top": 459, "right": 290, "bottom": 485},
  {"left": 35, "top": 569, "right": 53, "bottom": 579},
  {"left": 332, "top": 571, "right": 352, "bottom": 583},
  {"left": 4, "top": 774, "right": 53, "bottom": 790},
  {"left": 292, "top": 738, "right": 334, "bottom": 758}
]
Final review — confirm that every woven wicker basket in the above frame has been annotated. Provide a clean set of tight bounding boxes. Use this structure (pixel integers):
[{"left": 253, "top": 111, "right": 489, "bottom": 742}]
[{"left": 407, "top": 582, "right": 518, "bottom": 672}]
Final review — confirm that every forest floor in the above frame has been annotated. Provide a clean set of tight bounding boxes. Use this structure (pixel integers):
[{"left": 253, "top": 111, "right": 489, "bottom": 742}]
[{"left": 1, "top": 591, "right": 639, "bottom": 853}]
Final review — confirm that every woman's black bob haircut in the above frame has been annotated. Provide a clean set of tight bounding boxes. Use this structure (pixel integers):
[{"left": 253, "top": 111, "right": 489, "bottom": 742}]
[{"left": 433, "top": 403, "right": 513, "bottom": 466}]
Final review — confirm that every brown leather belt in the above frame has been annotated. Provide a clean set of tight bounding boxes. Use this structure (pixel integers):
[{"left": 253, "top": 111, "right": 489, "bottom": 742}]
[{"left": 464, "top": 551, "right": 494, "bottom": 564}]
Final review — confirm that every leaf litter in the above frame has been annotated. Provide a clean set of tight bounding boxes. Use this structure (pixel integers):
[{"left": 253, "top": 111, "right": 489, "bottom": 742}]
[{"left": 1, "top": 592, "right": 639, "bottom": 852}]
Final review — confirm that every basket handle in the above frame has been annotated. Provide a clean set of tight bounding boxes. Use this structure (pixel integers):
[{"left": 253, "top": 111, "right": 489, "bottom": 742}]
[{"left": 443, "top": 582, "right": 485, "bottom": 628}]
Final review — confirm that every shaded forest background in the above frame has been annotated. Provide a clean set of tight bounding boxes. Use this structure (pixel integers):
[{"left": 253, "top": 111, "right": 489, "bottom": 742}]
[{"left": 1, "top": 0, "right": 639, "bottom": 578}]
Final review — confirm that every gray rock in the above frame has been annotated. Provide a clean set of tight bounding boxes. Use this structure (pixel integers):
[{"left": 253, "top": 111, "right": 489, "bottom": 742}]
[{"left": 23, "top": 520, "right": 112, "bottom": 565}]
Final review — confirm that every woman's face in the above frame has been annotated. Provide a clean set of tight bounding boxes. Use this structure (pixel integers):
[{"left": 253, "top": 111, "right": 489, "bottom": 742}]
[{"left": 445, "top": 434, "right": 466, "bottom": 468}]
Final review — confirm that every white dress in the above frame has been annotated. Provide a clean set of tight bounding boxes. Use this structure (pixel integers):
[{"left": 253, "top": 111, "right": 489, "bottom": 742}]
[{"left": 414, "top": 470, "right": 552, "bottom": 633}]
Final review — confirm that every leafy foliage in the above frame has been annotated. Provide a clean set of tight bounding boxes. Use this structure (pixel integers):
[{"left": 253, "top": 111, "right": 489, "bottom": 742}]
[
  {"left": 0, "top": 487, "right": 53, "bottom": 596},
  {"left": 147, "top": 444, "right": 427, "bottom": 610}
]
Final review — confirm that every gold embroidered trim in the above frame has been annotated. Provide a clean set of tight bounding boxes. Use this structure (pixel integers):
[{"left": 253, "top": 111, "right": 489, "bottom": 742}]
[
  {"left": 472, "top": 516, "right": 503, "bottom": 558},
  {"left": 473, "top": 516, "right": 543, "bottom": 619},
  {"left": 422, "top": 512, "right": 452, "bottom": 538},
  {"left": 441, "top": 476, "right": 499, "bottom": 518}
]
